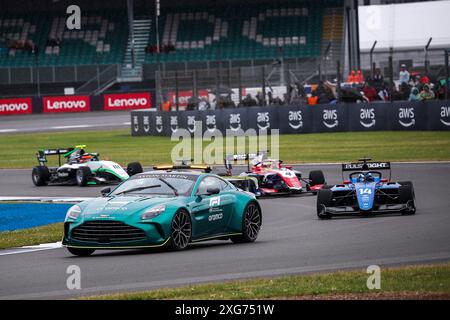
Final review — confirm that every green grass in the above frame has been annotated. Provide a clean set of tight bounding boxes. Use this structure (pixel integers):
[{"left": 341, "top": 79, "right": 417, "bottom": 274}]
[
  {"left": 86, "top": 262, "right": 450, "bottom": 300},
  {"left": 0, "top": 223, "right": 63, "bottom": 249},
  {"left": 0, "top": 130, "right": 449, "bottom": 168}
]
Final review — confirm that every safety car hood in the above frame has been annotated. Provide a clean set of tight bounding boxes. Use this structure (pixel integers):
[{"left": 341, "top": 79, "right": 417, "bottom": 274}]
[
  {"left": 354, "top": 182, "right": 377, "bottom": 211},
  {"left": 80, "top": 195, "right": 177, "bottom": 217}
]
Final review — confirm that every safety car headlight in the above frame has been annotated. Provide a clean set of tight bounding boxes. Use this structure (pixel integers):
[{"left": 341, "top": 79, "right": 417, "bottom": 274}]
[
  {"left": 66, "top": 205, "right": 81, "bottom": 220},
  {"left": 141, "top": 204, "right": 166, "bottom": 220}
]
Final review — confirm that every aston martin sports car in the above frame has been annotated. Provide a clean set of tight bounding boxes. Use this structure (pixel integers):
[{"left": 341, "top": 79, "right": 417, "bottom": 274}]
[{"left": 63, "top": 167, "right": 262, "bottom": 256}]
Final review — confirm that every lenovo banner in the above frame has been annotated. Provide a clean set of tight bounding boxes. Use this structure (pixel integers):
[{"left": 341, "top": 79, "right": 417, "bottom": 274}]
[
  {"left": 0, "top": 98, "right": 33, "bottom": 116},
  {"left": 104, "top": 92, "right": 152, "bottom": 111},
  {"left": 43, "top": 96, "right": 90, "bottom": 113}
]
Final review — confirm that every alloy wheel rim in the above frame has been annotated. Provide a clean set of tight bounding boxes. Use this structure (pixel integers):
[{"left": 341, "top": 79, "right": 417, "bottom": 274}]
[
  {"left": 172, "top": 211, "right": 191, "bottom": 249},
  {"left": 244, "top": 204, "right": 261, "bottom": 240}
]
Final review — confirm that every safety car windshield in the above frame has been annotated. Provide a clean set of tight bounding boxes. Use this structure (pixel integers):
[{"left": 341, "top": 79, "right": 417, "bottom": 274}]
[{"left": 110, "top": 173, "right": 197, "bottom": 196}]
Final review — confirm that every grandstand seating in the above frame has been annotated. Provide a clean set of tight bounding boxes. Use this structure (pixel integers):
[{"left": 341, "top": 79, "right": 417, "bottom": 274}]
[
  {"left": 0, "top": 11, "right": 127, "bottom": 67},
  {"left": 0, "top": 1, "right": 344, "bottom": 68},
  {"left": 145, "top": 4, "right": 326, "bottom": 63}
]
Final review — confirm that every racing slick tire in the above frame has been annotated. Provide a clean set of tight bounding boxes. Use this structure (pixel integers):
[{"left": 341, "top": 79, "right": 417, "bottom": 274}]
[
  {"left": 76, "top": 167, "right": 92, "bottom": 187},
  {"left": 170, "top": 209, "right": 192, "bottom": 251},
  {"left": 399, "top": 182, "right": 416, "bottom": 215},
  {"left": 127, "top": 162, "right": 143, "bottom": 176},
  {"left": 309, "top": 170, "right": 325, "bottom": 186},
  {"left": 67, "top": 247, "right": 95, "bottom": 257},
  {"left": 32, "top": 166, "right": 50, "bottom": 186},
  {"left": 317, "top": 189, "right": 333, "bottom": 219},
  {"left": 231, "top": 202, "right": 262, "bottom": 243}
]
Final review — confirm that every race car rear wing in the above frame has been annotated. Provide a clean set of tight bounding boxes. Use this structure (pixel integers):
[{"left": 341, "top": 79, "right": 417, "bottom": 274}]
[
  {"left": 342, "top": 162, "right": 391, "bottom": 171},
  {"left": 224, "top": 151, "right": 269, "bottom": 174},
  {"left": 36, "top": 148, "right": 74, "bottom": 166},
  {"left": 341, "top": 159, "right": 391, "bottom": 181}
]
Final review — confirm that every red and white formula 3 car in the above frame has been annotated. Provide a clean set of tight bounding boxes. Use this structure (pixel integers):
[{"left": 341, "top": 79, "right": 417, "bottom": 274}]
[{"left": 222, "top": 152, "right": 326, "bottom": 197}]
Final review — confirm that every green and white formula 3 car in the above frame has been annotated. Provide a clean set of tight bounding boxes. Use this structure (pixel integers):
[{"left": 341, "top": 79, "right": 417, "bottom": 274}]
[{"left": 32, "top": 145, "right": 143, "bottom": 187}]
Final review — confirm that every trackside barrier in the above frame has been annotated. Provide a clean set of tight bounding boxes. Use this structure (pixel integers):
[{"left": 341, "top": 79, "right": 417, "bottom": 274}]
[{"left": 130, "top": 101, "right": 450, "bottom": 136}]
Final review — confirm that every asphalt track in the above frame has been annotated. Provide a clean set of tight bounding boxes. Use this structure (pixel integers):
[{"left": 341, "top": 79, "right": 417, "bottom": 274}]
[
  {"left": 0, "top": 163, "right": 450, "bottom": 299},
  {"left": 0, "top": 111, "right": 130, "bottom": 134}
]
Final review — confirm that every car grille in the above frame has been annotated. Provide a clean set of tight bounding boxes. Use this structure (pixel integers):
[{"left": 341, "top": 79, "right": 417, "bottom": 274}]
[{"left": 71, "top": 221, "right": 146, "bottom": 243}]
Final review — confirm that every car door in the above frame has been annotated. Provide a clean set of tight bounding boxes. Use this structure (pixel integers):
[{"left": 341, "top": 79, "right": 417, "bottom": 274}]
[{"left": 189, "top": 176, "right": 234, "bottom": 239}]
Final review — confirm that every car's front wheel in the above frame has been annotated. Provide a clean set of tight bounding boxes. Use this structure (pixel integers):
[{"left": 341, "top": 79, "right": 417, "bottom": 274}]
[
  {"left": 170, "top": 210, "right": 192, "bottom": 251},
  {"left": 231, "top": 202, "right": 262, "bottom": 243},
  {"left": 76, "top": 167, "right": 92, "bottom": 186},
  {"left": 67, "top": 247, "right": 95, "bottom": 257},
  {"left": 317, "top": 189, "right": 333, "bottom": 219}
]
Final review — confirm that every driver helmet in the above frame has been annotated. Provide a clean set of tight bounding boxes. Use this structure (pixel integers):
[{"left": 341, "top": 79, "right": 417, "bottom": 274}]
[
  {"left": 365, "top": 172, "right": 374, "bottom": 182},
  {"left": 358, "top": 173, "right": 365, "bottom": 182},
  {"left": 79, "top": 154, "right": 92, "bottom": 163}
]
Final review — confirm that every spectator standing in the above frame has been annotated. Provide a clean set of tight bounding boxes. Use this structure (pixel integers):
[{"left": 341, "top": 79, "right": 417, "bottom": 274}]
[
  {"left": 242, "top": 94, "right": 257, "bottom": 107},
  {"left": 419, "top": 84, "right": 435, "bottom": 101},
  {"left": 408, "top": 87, "right": 420, "bottom": 102},
  {"left": 362, "top": 82, "right": 377, "bottom": 102},
  {"left": 371, "top": 68, "right": 384, "bottom": 92},
  {"left": 356, "top": 70, "right": 364, "bottom": 84},
  {"left": 399, "top": 64, "right": 410, "bottom": 85}
]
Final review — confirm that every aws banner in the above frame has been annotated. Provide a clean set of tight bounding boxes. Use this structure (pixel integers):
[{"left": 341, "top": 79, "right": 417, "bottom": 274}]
[{"left": 131, "top": 101, "right": 450, "bottom": 136}]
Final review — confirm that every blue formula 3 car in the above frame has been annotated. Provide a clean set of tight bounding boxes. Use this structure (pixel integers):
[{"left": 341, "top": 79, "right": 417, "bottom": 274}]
[{"left": 316, "top": 158, "right": 416, "bottom": 219}]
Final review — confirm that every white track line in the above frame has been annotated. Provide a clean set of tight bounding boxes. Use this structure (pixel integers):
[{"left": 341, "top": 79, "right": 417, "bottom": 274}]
[
  {"left": 0, "top": 242, "right": 62, "bottom": 256},
  {"left": 0, "top": 196, "right": 93, "bottom": 202},
  {"left": 50, "top": 125, "right": 91, "bottom": 130},
  {"left": 0, "top": 129, "right": 18, "bottom": 133}
]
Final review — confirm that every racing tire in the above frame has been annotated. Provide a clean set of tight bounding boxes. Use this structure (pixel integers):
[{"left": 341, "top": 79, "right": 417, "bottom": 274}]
[
  {"left": 309, "top": 170, "right": 325, "bottom": 186},
  {"left": 231, "top": 202, "right": 262, "bottom": 243},
  {"left": 127, "top": 162, "right": 143, "bottom": 176},
  {"left": 317, "top": 189, "right": 333, "bottom": 219},
  {"left": 32, "top": 166, "right": 50, "bottom": 186},
  {"left": 76, "top": 167, "right": 92, "bottom": 187},
  {"left": 399, "top": 182, "right": 416, "bottom": 215},
  {"left": 67, "top": 247, "right": 95, "bottom": 257},
  {"left": 170, "top": 209, "right": 192, "bottom": 251}
]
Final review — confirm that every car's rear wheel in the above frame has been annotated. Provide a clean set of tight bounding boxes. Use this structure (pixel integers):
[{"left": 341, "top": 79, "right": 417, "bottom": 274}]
[
  {"left": 32, "top": 166, "right": 50, "bottom": 186},
  {"left": 317, "top": 189, "right": 333, "bottom": 219},
  {"left": 309, "top": 170, "right": 325, "bottom": 186},
  {"left": 171, "top": 210, "right": 192, "bottom": 251},
  {"left": 231, "top": 202, "right": 262, "bottom": 243},
  {"left": 127, "top": 162, "right": 143, "bottom": 176},
  {"left": 67, "top": 247, "right": 95, "bottom": 257},
  {"left": 76, "top": 167, "right": 92, "bottom": 186},
  {"left": 399, "top": 182, "right": 416, "bottom": 215}
]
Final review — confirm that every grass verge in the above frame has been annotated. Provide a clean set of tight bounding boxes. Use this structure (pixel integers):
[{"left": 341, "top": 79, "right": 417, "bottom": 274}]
[
  {"left": 0, "top": 130, "right": 449, "bottom": 168},
  {"left": 85, "top": 262, "right": 450, "bottom": 300},
  {"left": 0, "top": 223, "right": 63, "bottom": 249}
]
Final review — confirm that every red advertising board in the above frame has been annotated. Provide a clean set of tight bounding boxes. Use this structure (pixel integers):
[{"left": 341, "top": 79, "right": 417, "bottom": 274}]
[
  {"left": 0, "top": 98, "right": 33, "bottom": 116},
  {"left": 43, "top": 96, "right": 90, "bottom": 113},
  {"left": 168, "top": 90, "right": 209, "bottom": 107},
  {"left": 103, "top": 92, "right": 152, "bottom": 111}
]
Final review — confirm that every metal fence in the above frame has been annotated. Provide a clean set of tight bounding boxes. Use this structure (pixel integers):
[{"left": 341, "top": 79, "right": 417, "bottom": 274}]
[{"left": 154, "top": 57, "right": 342, "bottom": 110}]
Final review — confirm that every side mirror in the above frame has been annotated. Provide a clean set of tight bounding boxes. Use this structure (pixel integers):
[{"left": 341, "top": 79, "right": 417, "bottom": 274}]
[
  {"left": 206, "top": 187, "right": 220, "bottom": 195},
  {"left": 101, "top": 187, "right": 111, "bottom": 197}
]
